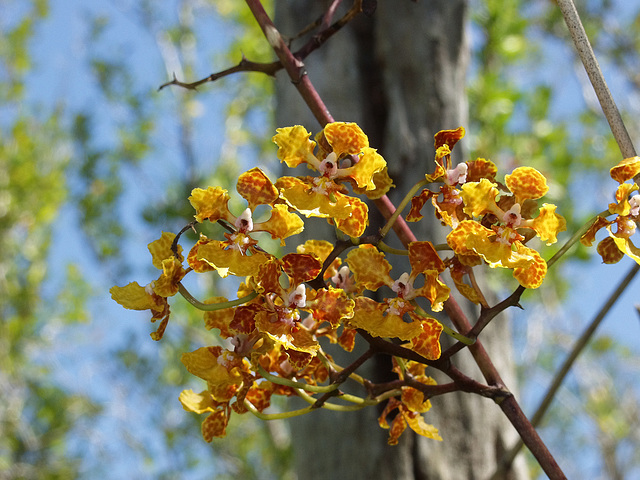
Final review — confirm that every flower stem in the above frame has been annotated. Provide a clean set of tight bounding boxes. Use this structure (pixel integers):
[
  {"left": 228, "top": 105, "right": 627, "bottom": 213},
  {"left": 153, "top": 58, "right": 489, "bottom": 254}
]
[
  {"left": 377, "top": 241, "right": 408, "bottom": 256},
  {"left": 257, "top": 365, "right": 339, "bottom": 394},
  {"left": 380, "top": 178, "right": 429, "bottom": 239},
  {"left": 547, "top": 209, "right": 609, "bottom": 269},
  {"left": 243, "top": 398, "right": 313, "bottom": 420},
  {"left": 178, "top": 283, "right": 258, "bottom": 311}
]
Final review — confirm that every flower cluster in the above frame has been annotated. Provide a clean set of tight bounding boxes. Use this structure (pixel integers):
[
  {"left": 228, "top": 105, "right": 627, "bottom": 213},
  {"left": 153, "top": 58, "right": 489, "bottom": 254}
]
[
  {"left": 409, "top": 128, "right": 566, "bottom": 292},
  {"left": 111, "top": 122, "right": 566, "bottom": 445},
  {"left": 581, "top": 156, "right": 640, "bottom": 264}
]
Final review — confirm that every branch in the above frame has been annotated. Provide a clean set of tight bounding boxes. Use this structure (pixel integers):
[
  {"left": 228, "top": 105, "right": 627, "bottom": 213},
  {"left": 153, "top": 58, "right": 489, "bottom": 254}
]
[
  {"left": 158, "top": 58, "right": 281, "bottom": 91},
  {"left": 160, "top": 1, "right": 364, "bottom": 92},
  {"left": 492, "top": 262, "right": 640, "bottom": 479},
  {"left": 557, "top": 0, "right": 637, "bottom": 160}
]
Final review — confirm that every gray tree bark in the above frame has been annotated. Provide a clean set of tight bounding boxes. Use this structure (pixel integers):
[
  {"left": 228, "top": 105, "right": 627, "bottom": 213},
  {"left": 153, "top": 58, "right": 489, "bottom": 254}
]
[{"left": 274, "top": 1, "right": 529, "bottom": 479}]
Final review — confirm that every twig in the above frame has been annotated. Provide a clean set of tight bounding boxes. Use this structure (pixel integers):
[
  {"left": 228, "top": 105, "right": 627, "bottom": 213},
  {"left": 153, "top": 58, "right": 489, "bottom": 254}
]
[
  {"left": 160, "top": 1, "right": 363, "bottom": 92},
  {"left": 158, "top": 58, "right": 281, "bottom": 91},
  {"left": 492, "top": 262, "right": 640, "bottom": 479}
]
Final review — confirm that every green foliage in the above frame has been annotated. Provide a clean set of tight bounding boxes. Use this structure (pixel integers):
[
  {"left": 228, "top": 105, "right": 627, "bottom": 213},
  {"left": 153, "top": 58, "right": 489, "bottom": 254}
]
[{"left": 0, "top": 3, "right": 99, "bottom": 477}]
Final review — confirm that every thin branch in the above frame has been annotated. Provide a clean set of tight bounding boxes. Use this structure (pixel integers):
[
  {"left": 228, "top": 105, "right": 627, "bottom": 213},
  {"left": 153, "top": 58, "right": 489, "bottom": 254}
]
[
  {"left": 492, "top": 262, "right": 640, "bottom": 479},
  {"left": 547, "top": 209, "right": 610, "bottom": 269},
  {"left": 158, "top": 58, "right": 281, "bottom": 91},
  {"left": 556, "top": 0, "right": 637, "bottom": 160},
  {"left": 310, "top": 347, "right": 375, "bottom": 408},
  {"left": 498, "top": 396, "right": 567, "bottom": 480}
]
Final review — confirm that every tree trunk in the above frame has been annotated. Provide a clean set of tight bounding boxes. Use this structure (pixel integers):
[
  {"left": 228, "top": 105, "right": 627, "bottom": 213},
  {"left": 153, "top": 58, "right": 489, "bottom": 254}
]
[{"left": 275, "top": 1, "right": 529, "bottom": 479}]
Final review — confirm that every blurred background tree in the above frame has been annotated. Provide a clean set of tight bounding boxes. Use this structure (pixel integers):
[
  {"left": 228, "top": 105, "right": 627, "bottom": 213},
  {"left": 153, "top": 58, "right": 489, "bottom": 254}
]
[{"left": 1, "top": 0, "right": 638, "bottom": 478}]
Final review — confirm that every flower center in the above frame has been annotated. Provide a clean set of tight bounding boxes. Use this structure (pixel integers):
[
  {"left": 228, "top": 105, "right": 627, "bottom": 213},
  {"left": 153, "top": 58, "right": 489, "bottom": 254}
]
[
  {"left": 234, "top": 207, "right": 254, "bottom": 233},
  {"left": 391, "top": 272, "right": 414, "bottom": 299},
  {"left": 502, "top": 203, "right": 522, "bottom": 228},
  {"left": 318, "top": 152, "right": 339, "bottom": 178},
  {"left": 445, "top": 162, "right": 468, "bottom": 186},
  {"left": 287, "top": 284, "right": 307, "bottom": 308},
  {"left": 629, "top": 194, "right": 640, "bottom": 217}
]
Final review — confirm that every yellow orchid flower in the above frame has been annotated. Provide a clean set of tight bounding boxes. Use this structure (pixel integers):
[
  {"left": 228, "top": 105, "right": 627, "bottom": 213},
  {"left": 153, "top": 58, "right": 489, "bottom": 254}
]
[
  {"left": 273, "top": 122, "right": 392, "bottom": 236},
  {"left": 581, "top": 156, "right": 640, "bottom": 264},
  {"left": 110, "top": 232, "right": 185, "bottom": 339}
]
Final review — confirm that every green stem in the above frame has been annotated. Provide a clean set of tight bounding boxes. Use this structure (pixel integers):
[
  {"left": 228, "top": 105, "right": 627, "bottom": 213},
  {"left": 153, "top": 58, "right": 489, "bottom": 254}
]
[
  {"left": 379, "top": 178, "right": 429, "bottom": 239},
  {"left": 178, "top": 283, "right": 258, "bottom": 311},
  {"left": 377, "top": 241, "right": 408, "bottom": 256},
  {"left": 547, "top": 209, "right": 609, "bottom": 269},
  {"left": 243, "top": 398, "right": 313, "bottom": 420},
  {"left": 294, "top": 387, "right": 370, "bottom": 411},
  {"left": 257, "top": 364, "right": 339, "bottom": 394}
]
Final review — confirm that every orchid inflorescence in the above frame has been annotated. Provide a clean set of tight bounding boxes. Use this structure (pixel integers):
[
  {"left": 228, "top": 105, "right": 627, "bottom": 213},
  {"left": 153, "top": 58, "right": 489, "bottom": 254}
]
[{"left": 112, "top": 122, "right": 571, "bottom": 444}]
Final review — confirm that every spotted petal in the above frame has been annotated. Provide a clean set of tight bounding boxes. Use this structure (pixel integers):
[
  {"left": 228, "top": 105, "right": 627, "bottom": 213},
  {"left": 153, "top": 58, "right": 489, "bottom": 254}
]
[
  {"left": 460, "top": 178, "right": 500, "bottom": 217},
  {"left": 465, "top": 227, "right": 532, "bottom": 269},
  {"left": 408, "top": 242, "right": 445, "bottom": 275},
  {"left": 505, "top": 167, "right": 549, "bottom": 202},
  {"left": 404, "top": 411, "right": 442, "bottom": 441},
  {"left": 407, "top": 189, "right": 433, "bottom": 222},
  {"left": 196, "top": 240, "right": 270, "bottom": 278},
  {"left": 203, "top": 297, "right": 234, "bottom": 336},
  {"left": 446, "top": 220, "right": 488, "bottom": 266},
  {"left": 333, "top": 194, "right": 369, "bottom": 237},
  {"left": 307, "top": 287, "right": 355, "bottom": 329},
  {"left": 201, "top": 409, "right": 230, "bottom": 441},
  {"left": 282, "top": 253, "right": 322, "bottom": 286},
  {"left": 608, "top": 227, "right": 640, "bottom": 264},
  {"left": 512, "top": 246, "right": 547, "bottom": 289},
  {"left": 466, "top": 158, "right": 498, "bottom": 183},
  {"left": 323, "top": 122, "right": 369, "bottom": 157},
  {"left": 347, "top": 297, "right": 423, "bottom": 341},
  {"left": 189, "top": 186, "right": 233, "bottom": 223},
  {"left": 528, "top": 203, "right": 566, "bottom": 245},
  {"left": 181, "top": 346, "right": 246, "bottom": 400},
  {"left": 148, "top": 232, "right": 183, "bottom": 269},
  {"left": 338, "top": 147, "right": 387, "bottom": 190},
  {"left": 153, "top": 256, "right": 186, "bottom": 297},
  {"left": 346, "top": 245, "right": 392, "bottom": 291},
  {"left": 254, "top": 203, "right": 304, "bottom": 244},
  {"left": 179, "top": 389, "right": 217, "bottom": 414},
  {"left": 254, "top": 310, "right": 319, "bottom": 355},
  {"left": 110, "top": 282, "right": 165, "bottom": 312},
  {"left": 409, "top": 317, "right": 443, "bottom": 360},
  {"left": 236, "top": 167, "right": 278, "bottom": 210},
  {"left": 412, "top": 273, "right": 450, "bottom": 312},
  {"left": 610, "top": 156, "right": 640, "bottom": 183},
  {"left": 609, "top": 182, "right": 639, "bottom": 216},
  {"left": 596, "top": 237, "right": 625, "bottom": 264},
  {"left": 276, "top": 176, "right": 352, "bottom": 219},
  {"left": 434, "top": 127, "right": 465, "bottom": 150}
]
